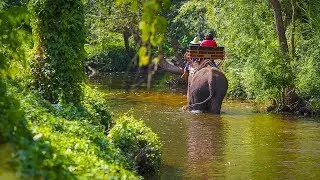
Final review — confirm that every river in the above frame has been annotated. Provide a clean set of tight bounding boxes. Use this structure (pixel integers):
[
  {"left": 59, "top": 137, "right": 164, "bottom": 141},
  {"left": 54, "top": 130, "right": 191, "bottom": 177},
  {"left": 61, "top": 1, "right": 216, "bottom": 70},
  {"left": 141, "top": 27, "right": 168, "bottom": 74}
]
[
  {"left": 1, "top": 73, "right": 319, "bottom": 179},
  {"left": 96, "top": 73, "right": 320, "bottom": 179}
]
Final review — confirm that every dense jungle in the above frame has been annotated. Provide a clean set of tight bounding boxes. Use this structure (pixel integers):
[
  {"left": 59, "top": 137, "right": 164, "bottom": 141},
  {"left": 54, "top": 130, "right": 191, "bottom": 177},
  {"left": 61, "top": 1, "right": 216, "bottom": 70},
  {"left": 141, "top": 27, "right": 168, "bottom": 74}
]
[{"left": 1, "top": 0, "right": 320, "bottom": 179}]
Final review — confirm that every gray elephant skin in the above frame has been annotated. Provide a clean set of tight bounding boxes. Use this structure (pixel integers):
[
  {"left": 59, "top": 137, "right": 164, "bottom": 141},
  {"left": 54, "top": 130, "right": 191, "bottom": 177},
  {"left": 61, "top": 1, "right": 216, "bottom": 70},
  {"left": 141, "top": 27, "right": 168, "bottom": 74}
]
[{"left": 187, "top": 66, "right": 228, "bottom": 114}]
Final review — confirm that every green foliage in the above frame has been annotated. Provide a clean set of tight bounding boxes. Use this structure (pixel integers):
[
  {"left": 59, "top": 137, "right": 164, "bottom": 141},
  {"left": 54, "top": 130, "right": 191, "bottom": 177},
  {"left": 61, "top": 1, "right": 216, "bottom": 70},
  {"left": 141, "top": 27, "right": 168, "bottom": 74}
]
[
  {"left": 1, "top": 84, "right": 139, "bottom": 179},
  {"left": 203, "top": 0, "right": 293, "bottom": 102},
  {"left": 84, "top": 0, "right": 137, "bottom": 72},
  {"left": 86, "top": 0, "right": 140, "bottom": 41},
  {"left": 1, "top": 0, "right": 164, "bottom": 178},
  {"left": 308, "top": 98, "right": 320, "bottom": 113},
  {"left": 108, "top": 115, "right": 162, "bottom": 175},
  {"left": 224, "top": 68, "right": 247, "bottom": 99},
  {"left": 82, "top": 85, "right": 112, "bottom": 129},
  {"left": 116, "top": 0, "right": 169, "bottom": 66},
  {"left": 2, "top": 77, "right": 163, "bottom": 179},
  {"left": 1, "top": 84, "right": 73, "bottom": 178},
  {"left": 172, "top": 0, "right": 209, "bottom": 46},
  {"left": 0, "top": 5, "right": 31, "bottom": 74},
  {"left": 87, "top": 44, "right": 134, "bottom": 72},
  {"left": 28, "top": 0, "right": 86, "bottom": 105},
  {"left": 295, "top": 46, "right": 320, "bottom": 98},
  {"left": 0, "top": 1, "right": 31, "bottom": 144},
  {"left": 84, "top": 0, "right": 140, "bottom": 72},
  {"left": 0, "top": 83, "right": 23, "bottom": 143},
  {"left": 294, "top": 1, "right": 320, "bottom": 100}
]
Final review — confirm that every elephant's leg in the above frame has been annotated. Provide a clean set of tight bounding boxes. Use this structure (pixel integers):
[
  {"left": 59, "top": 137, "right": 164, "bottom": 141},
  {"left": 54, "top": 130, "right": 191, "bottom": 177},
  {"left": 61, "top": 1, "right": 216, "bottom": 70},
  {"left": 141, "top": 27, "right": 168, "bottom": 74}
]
[
  {"left": 209, "top": 76, "right": 228, "bottom": 114},
  {"left": 187, "top": 74, "right": 192, "bottom": 107},
  {"left": 210, "top": 99, "right": 222, "bottom": 114}
]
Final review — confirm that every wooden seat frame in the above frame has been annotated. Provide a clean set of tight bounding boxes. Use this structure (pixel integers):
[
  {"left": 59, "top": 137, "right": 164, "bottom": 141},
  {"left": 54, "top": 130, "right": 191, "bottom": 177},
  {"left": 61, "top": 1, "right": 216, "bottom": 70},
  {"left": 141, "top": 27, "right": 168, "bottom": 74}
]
[{"left": 185, "top": 46, "right": 225, "bottom": 69}]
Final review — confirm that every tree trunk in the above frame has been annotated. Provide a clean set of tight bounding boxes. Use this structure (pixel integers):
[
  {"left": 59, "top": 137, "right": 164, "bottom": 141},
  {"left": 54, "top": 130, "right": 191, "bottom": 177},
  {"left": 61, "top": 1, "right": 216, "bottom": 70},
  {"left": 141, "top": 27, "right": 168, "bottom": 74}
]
[
  {"left": 132, "top": 29, "right": 141, "bottom": 47},
  {"left": 30, "top": 0, "right": 85, "bottom": 105},
  {"left": 269, "top": 0, "right": 300, "bottom": 113},
  {"left": 131, "top": 29, "right": 141, "bottom": 66},
  {"left": 290, "top": 0, "right": 296, "bottom": 59},
  {"left": 269, "top": 0, "right": 289, "bottom": 56},
  {"left": 123, "top": 28, "right": 131, "bottom": 57},
  {"left": 158, "top": 46, "right": 183, "bottom": 75}
]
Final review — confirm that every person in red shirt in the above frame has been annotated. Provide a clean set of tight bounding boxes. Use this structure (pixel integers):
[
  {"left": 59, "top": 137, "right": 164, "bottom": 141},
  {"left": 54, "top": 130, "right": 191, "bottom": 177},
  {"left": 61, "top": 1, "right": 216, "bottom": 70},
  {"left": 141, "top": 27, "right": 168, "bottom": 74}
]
[
  {"left": 200, "top": 33, "right": 217, "bottom": 47},
  {"left": 200, "top": 33, "right": 219, "bottom": 68}
]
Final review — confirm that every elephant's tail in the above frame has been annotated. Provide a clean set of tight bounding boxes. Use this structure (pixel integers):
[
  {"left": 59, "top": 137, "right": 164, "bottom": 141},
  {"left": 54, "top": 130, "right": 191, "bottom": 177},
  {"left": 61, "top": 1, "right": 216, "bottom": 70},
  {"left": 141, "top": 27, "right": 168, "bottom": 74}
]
[{"left": 187, "top": 76, "right": 214, "bottom": 109}]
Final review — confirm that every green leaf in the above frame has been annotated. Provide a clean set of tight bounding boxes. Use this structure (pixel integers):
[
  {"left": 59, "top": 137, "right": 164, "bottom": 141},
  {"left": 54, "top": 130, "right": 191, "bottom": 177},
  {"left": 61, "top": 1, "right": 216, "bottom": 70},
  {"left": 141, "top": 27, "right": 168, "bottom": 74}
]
[{"left": 138, "top": 46, "right": 149, "bottom": 66}]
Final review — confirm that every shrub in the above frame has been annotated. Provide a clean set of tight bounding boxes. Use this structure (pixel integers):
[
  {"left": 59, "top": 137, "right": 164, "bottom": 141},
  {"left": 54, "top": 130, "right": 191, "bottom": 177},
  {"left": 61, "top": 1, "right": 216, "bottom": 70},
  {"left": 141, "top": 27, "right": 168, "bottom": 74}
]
[
  {"left": 8, "top": 87, "right": 139, "bottom": 179},
  {"left": 295, "top": 38, "right": 320, "bottom": 99},
  {"left": 82, "top": 85, "right": 112, "bottom": 129},
  {"left": 87, "top": 45, "right": 134, "bottom": 72},
  {"left": 108, "top": 115, "right": 162, "bottom": 175},
  {"left": 307, "top": 98, "right": 320, "bottom": 113},
  {"left": 224, "top": 66, "right": 247, "bottom": 99}
]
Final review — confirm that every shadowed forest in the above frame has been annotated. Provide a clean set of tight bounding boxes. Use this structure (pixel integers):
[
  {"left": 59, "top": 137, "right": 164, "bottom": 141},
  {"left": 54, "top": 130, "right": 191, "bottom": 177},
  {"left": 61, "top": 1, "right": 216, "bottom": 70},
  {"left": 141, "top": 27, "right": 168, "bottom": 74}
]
[{"left": 1, "top": 0, "right": 320, "bottom": 179}]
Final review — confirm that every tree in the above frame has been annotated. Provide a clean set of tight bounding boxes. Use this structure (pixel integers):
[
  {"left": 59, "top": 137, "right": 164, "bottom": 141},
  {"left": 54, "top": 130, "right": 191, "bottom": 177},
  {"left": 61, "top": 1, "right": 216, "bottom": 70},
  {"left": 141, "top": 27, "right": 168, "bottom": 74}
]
[
  {"left": 269, "top": 0, "right": 289, "bottom": 56},
  {"left": 86, "top": 0, "right": 141, "bottom": 57},
  {"left": 29, "top": 0, "right": 85, "bottom": 105}
]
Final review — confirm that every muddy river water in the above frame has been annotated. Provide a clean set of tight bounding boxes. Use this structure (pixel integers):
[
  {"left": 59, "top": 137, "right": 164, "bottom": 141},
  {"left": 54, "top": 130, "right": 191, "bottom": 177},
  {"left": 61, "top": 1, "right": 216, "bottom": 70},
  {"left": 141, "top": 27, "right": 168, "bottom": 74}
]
[
  {"left": 1, "top": 73, "right": 319, "bottom": 179},
  {"left": 98, "top": 74, "right": 320, "bottom": 179}
]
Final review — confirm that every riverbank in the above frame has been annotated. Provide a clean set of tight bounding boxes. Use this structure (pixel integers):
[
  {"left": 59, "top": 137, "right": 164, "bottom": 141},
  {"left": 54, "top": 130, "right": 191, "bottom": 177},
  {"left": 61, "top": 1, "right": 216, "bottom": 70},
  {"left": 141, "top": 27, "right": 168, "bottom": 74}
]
[{"left": 0, "top": 84, "right": 162, "bottom": 179}]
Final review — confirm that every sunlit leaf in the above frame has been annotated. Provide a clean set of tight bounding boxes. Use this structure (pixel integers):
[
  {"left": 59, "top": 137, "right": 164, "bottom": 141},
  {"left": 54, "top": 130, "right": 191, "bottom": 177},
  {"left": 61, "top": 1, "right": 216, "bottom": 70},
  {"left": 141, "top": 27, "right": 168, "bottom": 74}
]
[
  {"left": 152, "top": 57, "right": 159, "bottom": 64},
  {"left": 138, "top": 46, "right": 149, "bottom": 66}
]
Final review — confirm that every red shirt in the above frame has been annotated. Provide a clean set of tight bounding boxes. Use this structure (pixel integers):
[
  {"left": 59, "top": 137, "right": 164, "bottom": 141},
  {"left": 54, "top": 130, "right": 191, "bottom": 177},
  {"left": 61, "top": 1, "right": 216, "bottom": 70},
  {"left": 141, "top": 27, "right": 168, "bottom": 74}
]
[{"left": 200, "top": 40, "right": 217, "bottom": 47}]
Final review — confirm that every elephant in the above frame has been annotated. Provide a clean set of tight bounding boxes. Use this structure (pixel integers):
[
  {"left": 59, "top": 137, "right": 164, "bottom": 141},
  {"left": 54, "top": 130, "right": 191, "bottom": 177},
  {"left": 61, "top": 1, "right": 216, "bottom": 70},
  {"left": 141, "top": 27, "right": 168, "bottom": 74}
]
[{"left": 186, "top": 61, "right": 228, "bottom": 114}]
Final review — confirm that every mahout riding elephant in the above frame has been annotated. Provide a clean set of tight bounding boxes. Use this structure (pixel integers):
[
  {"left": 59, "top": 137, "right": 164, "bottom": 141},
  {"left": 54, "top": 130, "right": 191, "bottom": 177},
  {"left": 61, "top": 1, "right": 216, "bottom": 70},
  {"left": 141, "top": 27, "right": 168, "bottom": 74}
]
[{"left": 186, "top": 61, "right": 228, "bottom": 114}]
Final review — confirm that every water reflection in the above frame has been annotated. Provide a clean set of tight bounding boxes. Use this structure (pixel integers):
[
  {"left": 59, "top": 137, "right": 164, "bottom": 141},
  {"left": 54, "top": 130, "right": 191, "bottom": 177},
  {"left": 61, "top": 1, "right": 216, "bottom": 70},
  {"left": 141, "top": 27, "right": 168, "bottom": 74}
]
[
  {"left": 186, "top": 114, "right": 226, "bottom": 179},
  {"left": 248, "top": 115, "right": 298, "bottom": 179},
  {"left": 221, "top": 114, "right": 320, "bottom": 179}
]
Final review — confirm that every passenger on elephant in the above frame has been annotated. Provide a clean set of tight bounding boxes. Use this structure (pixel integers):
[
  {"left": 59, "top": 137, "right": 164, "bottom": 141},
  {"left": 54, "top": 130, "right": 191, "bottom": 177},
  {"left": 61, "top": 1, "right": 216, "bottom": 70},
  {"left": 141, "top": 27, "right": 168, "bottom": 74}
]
[
  {"left": 200, "top": 33, "right": 218, "bottom": 68},
  {"left": 200, "top": 33, "right": 217, "bottom": 47},
  {"left": 181, "top": 53, "right": 198, "bottom": 81},
  {"left": 212, "top": 61, "right": 218, "bottom": 68},
  {"left": 181, "top": 33, "right": 217, "bottom": 80},
  {"left": 189, "top": 36, "right": 201, "bottom": 46}
]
